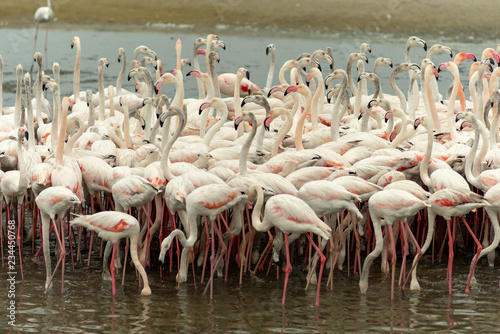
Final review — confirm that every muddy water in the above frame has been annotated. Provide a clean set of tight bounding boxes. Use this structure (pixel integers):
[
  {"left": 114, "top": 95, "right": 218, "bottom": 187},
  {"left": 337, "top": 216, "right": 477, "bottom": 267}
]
[{"left": 0, "top": 12, "right": 500, "bottom": 334}]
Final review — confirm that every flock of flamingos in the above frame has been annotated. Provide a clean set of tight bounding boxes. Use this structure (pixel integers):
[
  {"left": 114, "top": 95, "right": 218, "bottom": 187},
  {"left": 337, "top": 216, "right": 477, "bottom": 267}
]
[{"left": 1, "top": 33, "right": 500, "bottom": 307}]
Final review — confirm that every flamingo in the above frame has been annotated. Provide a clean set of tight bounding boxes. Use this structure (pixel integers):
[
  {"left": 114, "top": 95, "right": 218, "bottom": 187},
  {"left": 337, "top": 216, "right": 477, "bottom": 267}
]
[
  {"left": 30, "top": 0, "right": 53, "bottom": 72},
  {"left": 466, "top": 183, "right": 500, "bottom": 292},
  {"left": 360, "top": 188, "right": 430, "bottom": 299},
  {"left": 1, "top": 127, "right": 29, "bottom": 280},
  {"left": 70, "top": 211, "right": 152, "bottom": 296},
  {"left": 407, "top": 188, "right": 489, "bottom": 294},
  {"left": 159, "top": 184, "right": 247, "bottom": 299},
  {"left": 36, "top": 187, "right": 80, "bottom": 293},
  {"left": 247, "top": 184, "right": 331, "bottom": 307}
]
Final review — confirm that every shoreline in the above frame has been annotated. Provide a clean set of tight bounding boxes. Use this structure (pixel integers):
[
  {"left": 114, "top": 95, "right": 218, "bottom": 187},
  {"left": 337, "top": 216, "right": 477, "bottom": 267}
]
[{"left": 2, "top": 0, "right": 500, "bottom": 39}]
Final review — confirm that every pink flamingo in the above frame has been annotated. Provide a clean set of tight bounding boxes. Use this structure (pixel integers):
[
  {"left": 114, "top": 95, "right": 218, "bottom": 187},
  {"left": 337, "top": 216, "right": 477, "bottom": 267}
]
[
  {"left": 248, "top": 184, "right": 331, "bottom": 307},
  {"left": 159, "top": 184, "right": 247, "bottom": 299},
  {"left": 70, "top": 211, "right": 152, "bottom": 296},
  {"left": 36, "top": 186, "right": 80, "bottom": 293},
  {"left": 466, "top": 183, "right": 500, "bottom": 292},
  {"left": 407, "top": 188, "right": 489, "bottom": 293},
  {"left": 360, "top": 188, "right": 430, "bottom": 299},
  {"left": 1, "top": 127, "right": 29, "bottom": 280}
]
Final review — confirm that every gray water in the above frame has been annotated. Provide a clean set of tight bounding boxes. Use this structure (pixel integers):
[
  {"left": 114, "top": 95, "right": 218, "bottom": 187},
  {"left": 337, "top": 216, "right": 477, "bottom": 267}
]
[{"left": 1, "top": 27, "right": 500, "bottom": 333}]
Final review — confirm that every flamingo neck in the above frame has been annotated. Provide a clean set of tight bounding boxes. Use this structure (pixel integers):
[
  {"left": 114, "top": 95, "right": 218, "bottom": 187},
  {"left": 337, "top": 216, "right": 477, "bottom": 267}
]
[
  {"left": 390, "top": 69, "right": 408, "bottom": 113},
  {"left": 419, "top": 120, "right": 433, "bottom": 189},
  {"left": 98, "top": 64, "right": 105, "bottom": 122},
  {"left": 271, "top": 109, "right": 292, "bottom": 156},
  {"left": 161, "top": 113, "right": 185, "bottom": 181},
  {"left": 464, "top": 117, "right": 483, "bottom": 189},
  {"left": 425, "top": 67, "right": 441, "bottom": 132},
  {"left": 239, "top": 117, "right": 257, "bottom": 175},
  {"left": 56, "top": 107, "right": 67, "bottom": 167},
  {"left": 202, "top": 103, "right": 228, "bottom": 147},
  {"left": 234, "top": 74, "right": 244, "bottom": 137},
  {"left": 73, "top": 40, "right": 81, "bottom": 103},
  {"left": 17, "top": 132, "right": 28, "bottom": 190},
  {"left": 295, "top": 90, "right": 311, "bottom": 151},
  {"left": 447, "top": 71, "right": 460, "bottom": 142},
  {"left": 250, "top": 188, "right": 270, "bottom": 233},
  {"left": 266, "top": 49, "right": 275, "bottom": 89},
  {"left": 50, "top": 86, "right": 60, "bottom": 151},
  {"left": 65, "top": 117, "right": 85, "bottom": 156},
  {"left": 14, "top": 70, "right": 22, "bottom": 128},
  {"left": 116, "top": 50, "right": 126, "bottom": 95}
]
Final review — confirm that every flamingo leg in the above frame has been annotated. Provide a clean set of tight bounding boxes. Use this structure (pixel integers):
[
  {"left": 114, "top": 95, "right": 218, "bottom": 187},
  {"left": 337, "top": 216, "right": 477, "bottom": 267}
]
[
  {"left": 17, "top": 203, "right": 24, "bottom": 280},
  {"left": 282, "top": 233, "right": 291, "bottom": 306},
  {"left": 110, "top": 242, "right": 117, "bottom": 296},
  {"left": 304, "top": 233, "right": 326, "bottom": 307},
  {"left": 446, "top": 219, "right": 454, "bottom": 295},
  {"left": 204, "top": 219, "right": 227, "bottom": 298},
  {"left": 201, "top": 217, "right": 210, "bottom": 283},
  {"left": 44, "top": 218, "right": 65, "bottom": 294},
  {"left": 401, "top": 219, "right": 423, "bottom": 291},
  {"left": 59, "top": 217, "right": 65, "bottom": 293},
  {"left": 122, "top": 239, "right": 129, "bottom": 286},
  {"left": 398, "top": 220, "right": 409, "bottom": 287},
  {"left": 387, "top": 224, "right": 396, "bottom": 300},
  {"left": 462, "top": 215, "right": 483, "bottom": 293}
]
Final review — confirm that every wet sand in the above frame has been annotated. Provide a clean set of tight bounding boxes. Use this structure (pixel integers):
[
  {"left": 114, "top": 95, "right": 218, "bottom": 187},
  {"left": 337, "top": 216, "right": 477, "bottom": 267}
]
[{"left": 3, "top": 0, "right": 500, "bottom": 37}]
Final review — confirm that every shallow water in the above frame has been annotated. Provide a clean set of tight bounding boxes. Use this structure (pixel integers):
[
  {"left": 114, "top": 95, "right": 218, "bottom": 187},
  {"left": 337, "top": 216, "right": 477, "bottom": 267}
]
[
  {"left": 1, "top": 26, "right": 500, "bottom": 333},
  {"left": 2, "top": 231, "right": 500, "bottom": 333}
]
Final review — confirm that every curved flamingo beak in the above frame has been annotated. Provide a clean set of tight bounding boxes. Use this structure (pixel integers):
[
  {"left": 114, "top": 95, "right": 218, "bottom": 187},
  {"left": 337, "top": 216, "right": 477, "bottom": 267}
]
[
  {"left": 466, "top": 53, "right": 477, "bottom": 61},
  {"left": 263, "top": 115, "right": 272, "bottom": 131},
  {"left": 385, "top": 111, "right": 393, "bottom": 123},
  {"left": 234, "top": 116, "right": 243, "bottom": 130},
  {"left": 437, "top": 63, "right": 448, "bottom": 73},
  {"left": 284, "top": 85, "right": 298, "bottom": 96},
  {"left": 267, "top": 85, "right": 282, "bottom": 97},
  {"left": 199, "top": 101, "right": 212, "bottom": 115},
  {"left": 414, "top": 118, "right": 422, "bottom": 130}
]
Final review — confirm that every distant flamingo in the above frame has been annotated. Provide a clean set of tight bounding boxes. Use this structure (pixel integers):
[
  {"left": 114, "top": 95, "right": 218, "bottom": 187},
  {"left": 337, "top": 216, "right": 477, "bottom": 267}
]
[
  {"left": 70, "top": 211, "right": 152, "bottom": 296},
  {"left": 30, "top": 0, "right": 53, "bottom": 72}
]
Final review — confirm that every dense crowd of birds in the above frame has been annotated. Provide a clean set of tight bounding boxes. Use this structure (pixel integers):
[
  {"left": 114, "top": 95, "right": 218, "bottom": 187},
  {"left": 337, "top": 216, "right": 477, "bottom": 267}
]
[{"left": 1, "top": 33, "right": 500, "bottom": 306}]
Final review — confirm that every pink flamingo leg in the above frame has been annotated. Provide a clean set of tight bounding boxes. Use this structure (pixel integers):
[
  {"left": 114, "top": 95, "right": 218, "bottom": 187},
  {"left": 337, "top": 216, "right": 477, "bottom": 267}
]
[
  {"left": 387, "top": 224, "right": 397, "bottom": 300},
  {"left": 44, "top": 219, "right": 65, "bottom": 294},
  {"left": 304, "top": 233, "right": 326, "bottom": 307},
  {"left": 402, "top": 220, "right": 423, "bottom": 291},
  {"left": 462, "top": 216, "right": 483, "bottom": 293},
  {"left": 17, "top": 203, "right": 24, "bottom": 280},
  {"left": 110, "top": 242, "right": 117, "bottom": 296},
  {"left": 67, "top": 218, "right": 75, "bottom": 271},
  {"left": 282, "top": 233, "right": 291, "bottom": 306},
  {"left": 88, "top": 196, "right": 96, "bottom": 266},
  {"left": 201, "top": 218, "right": 210, "bottom": 283},
  {"left": 203, "top": 219, "right": 227, "bottom": 298},
  {"left": 398, "top": 220, "right": 409, "bottom": 286},
  {"left": 446, "top": 219, "right": 454, "bottom": 294}
]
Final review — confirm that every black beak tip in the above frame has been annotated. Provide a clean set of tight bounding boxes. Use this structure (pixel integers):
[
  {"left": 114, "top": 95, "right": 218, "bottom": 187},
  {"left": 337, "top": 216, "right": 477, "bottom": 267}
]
[{"left": 246, "top": 71, "right": 250, "bottom": 80}]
